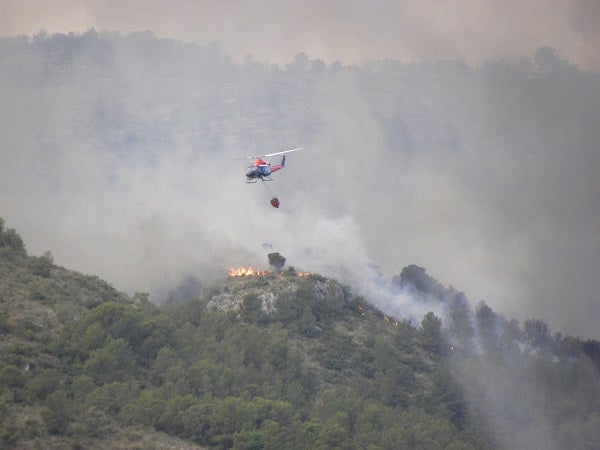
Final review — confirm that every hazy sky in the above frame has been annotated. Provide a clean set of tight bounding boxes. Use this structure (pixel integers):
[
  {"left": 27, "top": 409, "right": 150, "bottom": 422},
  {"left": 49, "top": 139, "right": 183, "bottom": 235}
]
[{"left": 2, "top": 0, "right": 599, "bottom": 71}]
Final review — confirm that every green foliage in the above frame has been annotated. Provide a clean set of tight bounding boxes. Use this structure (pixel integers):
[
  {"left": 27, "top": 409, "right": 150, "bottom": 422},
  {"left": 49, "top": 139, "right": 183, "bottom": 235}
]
[
  {"left": 241, "top": 294, "right": 266, "bottom": 324},
  {"left": 71, "top": 375, "right": 95, "bottom": 403},
  {"left": 420, "top": 311, "right": 446, "bottom": 355},
  {"left": 282, "top": 266, "right": 299, "bottom": 278},
  {"left": 475, "top": 301, "right": 498, "bottom": 353},
  {"left": 393, "top": 264, "right": 444, "bottom": 298},
  {"left": 0, "top": 220, "right": 27, "bottom": 259},
  {"left": 28, "top": 368, "right": 62, "bottom": 401},
  {"left": 298, "top": 306, "right": 318, "bottom": 337},
  {"left": 0, "top": 365, "right": 26, "bottom": 390},
  {"left": 315, "top": 332, "right": 353, "bottom": 371},
  {"left": 84, "top": 338, "right": 136, "bottom": 385},
  {"left": 0, "top": 217, "right": 599, "bottom": 448},
  {"left": 0, "top": 309, "right": 10, "bottom": 335},
  {"left": 524, "top": 318, "right": 552, "bottom": 348},
  {"left": 267, "top": 252, "right": 286, "bottom": 272},
  {"left": 0, "top": 400, "right": 20, "bottom": 446},
  {"left": 447, "top": 292, "right": 474, "bottom": 353},
  {"left": 29, "top": 251, "right": 54, "bottom": 278},
  {"left": 41, "top": 390, "right": 72, "bottom": 434},
  {"left": 85, "top": 381, "right": 137, "bottom": 416}
]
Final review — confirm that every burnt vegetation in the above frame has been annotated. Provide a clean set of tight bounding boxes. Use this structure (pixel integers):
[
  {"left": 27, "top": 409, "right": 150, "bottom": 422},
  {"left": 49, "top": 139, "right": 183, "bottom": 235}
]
[{"left": 1, "top": 219, "right": 599, "bottom": 449}]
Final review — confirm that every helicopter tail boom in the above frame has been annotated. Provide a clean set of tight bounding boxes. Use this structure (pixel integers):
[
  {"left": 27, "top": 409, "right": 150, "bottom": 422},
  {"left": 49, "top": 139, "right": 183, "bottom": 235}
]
[{"left": 270, "top": 155, "right": 286, "bottom": 173}]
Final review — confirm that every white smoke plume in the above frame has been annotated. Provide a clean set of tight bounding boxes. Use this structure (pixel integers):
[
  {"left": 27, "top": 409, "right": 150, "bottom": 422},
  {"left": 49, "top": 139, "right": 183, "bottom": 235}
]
[{"left": 0, "top": 31, "right": 599, "bottom": 342}]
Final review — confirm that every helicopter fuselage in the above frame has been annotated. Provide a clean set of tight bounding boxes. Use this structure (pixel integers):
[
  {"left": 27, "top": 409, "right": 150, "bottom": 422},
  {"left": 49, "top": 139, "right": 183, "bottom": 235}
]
[{"left": 246, "top": 157, "right": 284, "bottom": 182}]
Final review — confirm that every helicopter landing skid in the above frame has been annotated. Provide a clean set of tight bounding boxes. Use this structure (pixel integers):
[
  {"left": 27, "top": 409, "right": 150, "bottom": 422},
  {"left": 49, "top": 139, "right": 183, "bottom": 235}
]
[{"left": 246, "top": 176, "right": 273, "bottom": 183}]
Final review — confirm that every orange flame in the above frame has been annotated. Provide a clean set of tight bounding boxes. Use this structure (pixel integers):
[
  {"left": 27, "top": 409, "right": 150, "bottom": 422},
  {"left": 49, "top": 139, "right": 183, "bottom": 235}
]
[
  {"left": 227, "top": 267, "right": 312, "bottom": 278},
  {"left": 228, "top": 266, "right": 269, "bottom": 277}
]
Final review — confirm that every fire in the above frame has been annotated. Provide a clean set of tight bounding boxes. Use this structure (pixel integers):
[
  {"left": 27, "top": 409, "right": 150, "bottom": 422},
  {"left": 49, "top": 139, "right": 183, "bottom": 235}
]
[
  {"left": 227, "top": 267, "right": 314, "bottom": 279},
  {"left": 228, "top": 266, "right": 269, "bottom": 277}
]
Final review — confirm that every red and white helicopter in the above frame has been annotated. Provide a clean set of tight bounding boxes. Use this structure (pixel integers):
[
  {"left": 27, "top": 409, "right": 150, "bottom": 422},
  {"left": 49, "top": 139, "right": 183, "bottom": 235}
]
[{"left": 244, "top": 148, "right": 302, "bottom": 183}]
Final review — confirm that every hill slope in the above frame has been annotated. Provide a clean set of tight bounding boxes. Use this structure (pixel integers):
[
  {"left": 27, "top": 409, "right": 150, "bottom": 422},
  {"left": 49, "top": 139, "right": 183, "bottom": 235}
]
[
  {"left": 0, "top": 219, "right": 207, "bottom": 449},
  {"left": 0, "top": 220, "right": 480, "bottom": 449},
  {"left": 1, "top": 218, "right": 599, "bottom": 449}
]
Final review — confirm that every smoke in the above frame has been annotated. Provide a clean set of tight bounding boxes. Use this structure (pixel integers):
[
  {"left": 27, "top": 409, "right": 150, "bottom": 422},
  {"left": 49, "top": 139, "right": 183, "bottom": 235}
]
[
  {"left": 450, "top": 353, "right": 557, "bottom": 449},
  {"left": 2, "top": 32, "right": 599, "bottom": 450},
  {"left": 1, "top": 32, "right": 599, "bottom": 342}
]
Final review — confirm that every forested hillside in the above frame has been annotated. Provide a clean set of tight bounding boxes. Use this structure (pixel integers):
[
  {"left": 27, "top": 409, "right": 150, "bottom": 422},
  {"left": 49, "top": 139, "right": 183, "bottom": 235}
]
[{"left": 1, "top": 218, "right": 599, "bottom": 449}]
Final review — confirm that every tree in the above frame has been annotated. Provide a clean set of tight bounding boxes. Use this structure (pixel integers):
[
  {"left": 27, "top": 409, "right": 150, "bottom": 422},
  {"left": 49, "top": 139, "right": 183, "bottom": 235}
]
[
  {"left": 499, "top": 317, "right": 522, "bottom": 356},
  {"left": 425, "top": 369, "right": 467, "bottom": 428},
  {"left": 0, "top": 227, "right": 26, "bottom": 258},
  {"left": 534, "top": 46, "right": 578, "bottom": 78},
  {"left": 524, "top": 319, "right": 552, "bottom": 349},
  {"left": 84, "top": 338, "right": 136, "bottom": 384},
  {"left": 41, "top": 390, "right": 72, "bottom": 434},
  {"left": 240, "top": 294, "right": 264, "bottom": 325},
  {"left": 447, "top": 291, "right": 474, "bottom": 353},
  {"left": 0, "top": 365, "right": 26, "bottom": 390},
  {"left": 28, "top": 368, "right": 62, "bottom": 401},
  {"left": 29, "top": 251, "right": 54, "bottom": 277},
  {"left": 393, "top": 265, "right": 444, "bottom": 298},
  {"left": 85, "top": 381, "right": 135, "bottom": 415},
  {"left": 0, "top": 308, "right": 10, "bottom": 334},
  {"left": 0, "top": 401, "right": 20, "bottom": 446},
  {"left": 581, "top": 340, "right": 600, "bottom": 371},
  {"left": 268, "top": 253, "right": 286, "bottom": 273},
  {"left": 475, "top": 301, "right": 498, "bottom": 353},
  {"left": 420, "top": 312, "right": 445, "bottom": 355},
  {"left": 316, "top": 412, "right": 351, "bottom": 448}
]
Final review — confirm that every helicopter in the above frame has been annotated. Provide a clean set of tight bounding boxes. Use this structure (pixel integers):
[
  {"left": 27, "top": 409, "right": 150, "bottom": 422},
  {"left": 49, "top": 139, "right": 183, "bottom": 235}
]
[{"left": 244, "top": 148, "right": 302, "bottom": 183}]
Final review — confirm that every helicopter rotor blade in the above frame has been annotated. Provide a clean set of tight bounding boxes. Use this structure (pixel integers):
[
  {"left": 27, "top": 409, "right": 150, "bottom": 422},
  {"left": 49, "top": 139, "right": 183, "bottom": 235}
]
[
  {"left": 262, "top": 147, "right": 302, "bottom": 157},
  {"left": 246, "top": 147, "right": 303, "bottom": 159}
]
